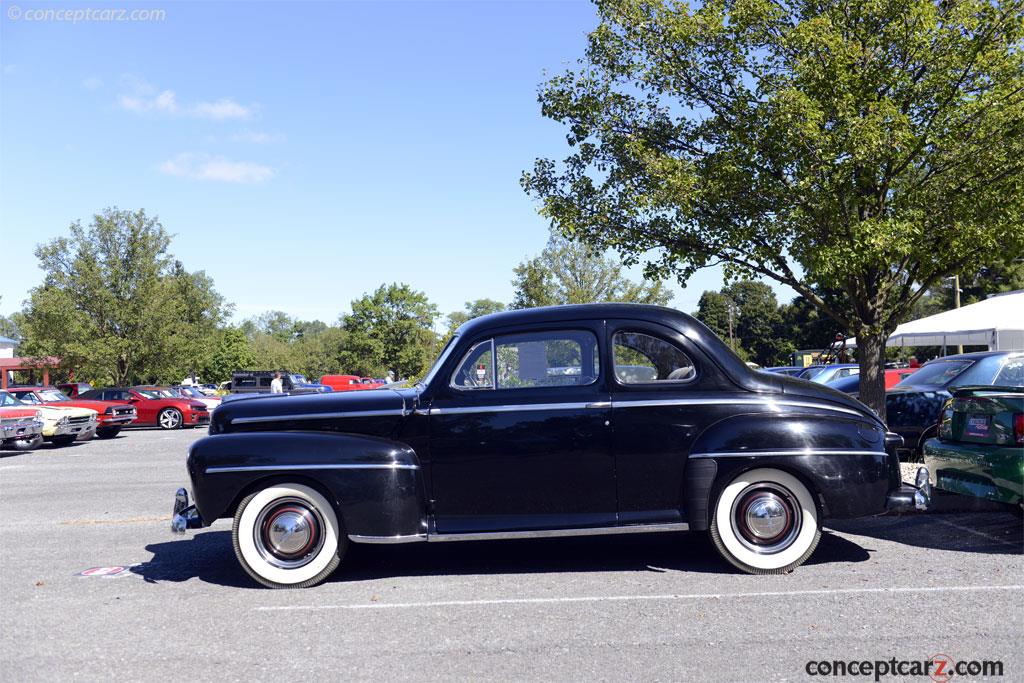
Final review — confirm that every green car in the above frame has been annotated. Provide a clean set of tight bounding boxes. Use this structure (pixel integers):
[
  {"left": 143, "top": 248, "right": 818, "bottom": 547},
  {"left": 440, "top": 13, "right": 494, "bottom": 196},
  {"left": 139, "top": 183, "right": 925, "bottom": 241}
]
[{"left": 923, "top": 385, "right": 1023, "bottom": 507}]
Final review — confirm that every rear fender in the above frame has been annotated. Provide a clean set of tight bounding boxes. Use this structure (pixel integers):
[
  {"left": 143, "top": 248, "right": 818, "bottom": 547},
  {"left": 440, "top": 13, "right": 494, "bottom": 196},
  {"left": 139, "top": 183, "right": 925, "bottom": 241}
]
[
  {"left": 683, "top": 412, "right": 892, "bottom": 530},
  {"left": 187, "top": 431, "right": 426, "bottom": 538}
]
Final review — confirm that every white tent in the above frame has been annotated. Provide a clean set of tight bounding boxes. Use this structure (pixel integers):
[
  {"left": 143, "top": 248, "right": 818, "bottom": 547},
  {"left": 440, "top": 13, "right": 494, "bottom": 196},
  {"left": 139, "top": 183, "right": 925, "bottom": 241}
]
[{"left": 846, "top": 290, "right": 1024, "bottom": 350}]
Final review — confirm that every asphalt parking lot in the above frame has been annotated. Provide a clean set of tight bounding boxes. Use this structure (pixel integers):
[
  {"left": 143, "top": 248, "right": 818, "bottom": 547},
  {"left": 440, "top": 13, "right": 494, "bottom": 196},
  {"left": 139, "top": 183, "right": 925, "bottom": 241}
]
[{"left": 1, "top": 429, "right": 1022, "bottom": 681}]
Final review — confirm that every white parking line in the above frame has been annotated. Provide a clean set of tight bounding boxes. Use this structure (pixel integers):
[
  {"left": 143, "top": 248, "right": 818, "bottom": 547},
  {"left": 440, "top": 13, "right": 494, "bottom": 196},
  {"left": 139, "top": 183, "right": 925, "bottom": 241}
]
[{"left": 255, "top": 584, "right": 1024, "bottom": 612}]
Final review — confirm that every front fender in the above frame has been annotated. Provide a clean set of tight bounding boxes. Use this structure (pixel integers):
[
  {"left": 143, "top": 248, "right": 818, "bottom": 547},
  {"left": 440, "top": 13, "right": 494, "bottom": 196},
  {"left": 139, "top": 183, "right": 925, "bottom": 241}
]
[
  {"left": 683, "top": 412, "right": 895, "bottom": 530},
  {"left": 186, "top": 431, "right": 427, "bottom": 538}
]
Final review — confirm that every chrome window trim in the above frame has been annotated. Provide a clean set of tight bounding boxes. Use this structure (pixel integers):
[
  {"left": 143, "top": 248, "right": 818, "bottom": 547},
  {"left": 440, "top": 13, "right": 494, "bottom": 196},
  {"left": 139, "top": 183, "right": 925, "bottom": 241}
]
[
  {"left": 611, "top": 329, "right": 698, "bottom": 387},
  {"left": 449, "top": 338, "right": 496, "bottom": 392},
  {"left": 689, "top": 449, "right": 885, "bottom": 459},
  {"left": 206, "top": 463, "right": 419, "bottom": 474},
  {"left": 230, "top": 409, "right": 406, "bottom": 425}
]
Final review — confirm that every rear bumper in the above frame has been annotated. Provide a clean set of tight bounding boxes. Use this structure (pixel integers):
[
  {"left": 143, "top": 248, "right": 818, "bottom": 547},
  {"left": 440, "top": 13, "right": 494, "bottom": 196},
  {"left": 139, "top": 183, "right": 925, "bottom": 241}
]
[
  {"left": 171, "top": 488, "right": 204, "bottom": 533},
  {"left": 923, "top": 439, "right": 1023, "bottom": 505},
  {"left": 886, "top": 467, "right": 931, "bottom": 512}
]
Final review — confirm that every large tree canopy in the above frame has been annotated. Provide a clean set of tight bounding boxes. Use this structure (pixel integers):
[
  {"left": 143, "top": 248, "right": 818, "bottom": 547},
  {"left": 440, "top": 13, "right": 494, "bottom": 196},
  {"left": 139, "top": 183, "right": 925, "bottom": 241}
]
[
  {"left": 512, "top": 231, "right": 673, "bottom": 309},
  {"left": 19, "top": 208, "right": 228, "bottom": 385},
  {"left": 523, "top": 0, "right": 1024, "bottom": 417}
]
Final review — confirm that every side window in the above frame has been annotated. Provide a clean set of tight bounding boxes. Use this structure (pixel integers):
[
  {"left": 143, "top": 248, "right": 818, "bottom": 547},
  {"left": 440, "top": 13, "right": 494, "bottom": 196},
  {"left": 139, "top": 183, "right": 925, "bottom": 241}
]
[
  {"left": 451, "top": 339, "right": 494, "bottom": 389},
  {"left": 494, "top": 330, "right": 599, "bottom": 389},
  {"left": 613, "top": 331, "right": 695, "bottom": 384},
  {"left": 234, "top": 377, "right": 257, "bottom": 388}
]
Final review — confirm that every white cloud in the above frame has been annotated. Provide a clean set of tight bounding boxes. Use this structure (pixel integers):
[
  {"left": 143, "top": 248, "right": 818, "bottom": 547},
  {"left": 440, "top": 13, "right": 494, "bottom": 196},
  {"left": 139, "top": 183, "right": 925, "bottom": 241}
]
[
  {"left": 230, "top": 130, "right": 282, "bottom": 144},
  {"left": 117, "top": 77, "right": 253, "bottom": 120},
  {"left": 159, "top": 153, "right": 274, "bottom": 183},
  {"left": 82, "top": 76, "right": 103, "bottom": 90}
]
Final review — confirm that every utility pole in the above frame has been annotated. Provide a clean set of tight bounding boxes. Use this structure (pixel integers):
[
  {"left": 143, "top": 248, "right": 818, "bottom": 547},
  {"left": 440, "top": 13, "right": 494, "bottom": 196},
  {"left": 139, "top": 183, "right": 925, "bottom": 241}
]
[
  {"left": 954, "top": 274, "right": 962, "bottom": 354},
  {"left": 727, "top": 303, "right": 735, "bottom": 352}
]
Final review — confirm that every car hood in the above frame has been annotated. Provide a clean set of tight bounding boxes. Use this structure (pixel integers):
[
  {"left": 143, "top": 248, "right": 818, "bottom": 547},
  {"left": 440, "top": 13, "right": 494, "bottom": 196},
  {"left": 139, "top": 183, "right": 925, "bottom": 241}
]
[
  {"left": 36, "top": 405, "right": 97, "bottom": 420},
  {"left": 210, "top": 387, "right": 414, "bottom": 434}
]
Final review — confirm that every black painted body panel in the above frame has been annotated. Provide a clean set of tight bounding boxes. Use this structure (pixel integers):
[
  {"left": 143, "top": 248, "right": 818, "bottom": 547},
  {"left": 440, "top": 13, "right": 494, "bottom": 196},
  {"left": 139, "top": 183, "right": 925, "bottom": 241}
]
[{"left": 183, "top": 303, "right": 898, "bottom": 539}]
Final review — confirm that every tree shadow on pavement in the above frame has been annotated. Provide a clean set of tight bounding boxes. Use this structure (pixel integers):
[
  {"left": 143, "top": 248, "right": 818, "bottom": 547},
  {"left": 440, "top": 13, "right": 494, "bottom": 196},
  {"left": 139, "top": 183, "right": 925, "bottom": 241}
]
[{"left": 130, "top": 527, "right": 869, "bottom": 588}]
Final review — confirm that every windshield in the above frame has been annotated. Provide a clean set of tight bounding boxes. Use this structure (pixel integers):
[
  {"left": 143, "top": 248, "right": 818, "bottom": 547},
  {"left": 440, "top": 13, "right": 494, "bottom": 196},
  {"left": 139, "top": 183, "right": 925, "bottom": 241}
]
[
  {"left": 38, "top": 389, "right": 70, "bottom": 402},
  {"left": 136, "top": 389, "right": 172, "bottom": 399},
  {"left": 178, "top": 387, "right": 203, "bottom": 397},
  {"left": 798, "top": 366, "right": 826, "bottom": 379},
  {"left": 895, "top": 360, "right": 972, "bottom": 387},
  {"left": 420, "top": 335, "right": 459, "bottom": 388},
  {"left": 0, "top": 391, "right": 27, "bottom": 407}
]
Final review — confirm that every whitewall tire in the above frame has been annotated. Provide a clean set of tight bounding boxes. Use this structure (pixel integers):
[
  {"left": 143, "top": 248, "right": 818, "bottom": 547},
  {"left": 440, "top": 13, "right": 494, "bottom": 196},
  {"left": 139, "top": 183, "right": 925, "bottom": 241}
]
[
  {"left": 232, "top": 483, "right": 345, "bottom": 589},
  {"left": 709, "top": 468, "right": 821, "bottom": 574}
]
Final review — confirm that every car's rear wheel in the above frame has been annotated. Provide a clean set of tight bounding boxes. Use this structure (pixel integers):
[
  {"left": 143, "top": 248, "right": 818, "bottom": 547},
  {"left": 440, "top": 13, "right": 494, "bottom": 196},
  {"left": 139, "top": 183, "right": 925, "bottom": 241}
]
[
  {"left": 96, "top": 426, "right": 122, "bottom": 439},
  {"left": 157, "top": 408, "right": 182, "bottom": 430},
  {"left": 709, "top": 468, "right": 821, "bottom": 574},
  {"left": 232, "top": 483, "right": 345, "bottom": 589}
]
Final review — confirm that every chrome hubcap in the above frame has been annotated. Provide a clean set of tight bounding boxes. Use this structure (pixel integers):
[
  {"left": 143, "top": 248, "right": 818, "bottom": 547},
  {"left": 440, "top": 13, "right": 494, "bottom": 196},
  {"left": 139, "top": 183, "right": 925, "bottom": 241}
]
[
  {"left": 160, "top": 411, "right": 180, "bottom": 428},
  {"left": 730, "top": 484, "right": 801, "bottom": 555},
  {"left": 253, "top": 498, "right": 324, "bottom": 569}
]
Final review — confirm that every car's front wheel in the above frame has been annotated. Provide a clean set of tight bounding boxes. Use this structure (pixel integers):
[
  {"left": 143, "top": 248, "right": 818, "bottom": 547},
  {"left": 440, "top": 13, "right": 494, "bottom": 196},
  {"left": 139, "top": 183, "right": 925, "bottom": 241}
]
[
  {"left": 709, "top": 468, "right": 821, "bottom": 574},
  {"left": 232, "top": 483, "right": 345, "bottom": 589},
  {"left": 157, "top": 408, "right": 182, "bottom": 430}
]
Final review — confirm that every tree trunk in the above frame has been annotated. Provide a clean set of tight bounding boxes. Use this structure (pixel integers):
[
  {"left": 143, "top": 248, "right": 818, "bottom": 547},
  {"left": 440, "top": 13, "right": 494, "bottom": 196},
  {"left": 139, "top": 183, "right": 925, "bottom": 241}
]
[{"left": 856, "top": 332, "right": 887, "bottom": 423}]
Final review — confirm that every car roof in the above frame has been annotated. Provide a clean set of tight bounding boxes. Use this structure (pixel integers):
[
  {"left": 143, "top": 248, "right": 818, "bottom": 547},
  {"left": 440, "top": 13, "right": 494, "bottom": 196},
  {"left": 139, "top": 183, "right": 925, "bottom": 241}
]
[
  {"left": 456, "top": 303, "right": 689, "bottom": 336},
  {"left": 921, "top": 350, "right": 1022, "bottom": 363}
]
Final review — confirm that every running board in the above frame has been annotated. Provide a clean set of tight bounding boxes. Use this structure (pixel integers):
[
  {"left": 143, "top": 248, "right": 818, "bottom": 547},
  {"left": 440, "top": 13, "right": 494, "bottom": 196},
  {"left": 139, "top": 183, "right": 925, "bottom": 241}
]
[{"left": 349, "top": 522, "right": 689, "bottom": 545}]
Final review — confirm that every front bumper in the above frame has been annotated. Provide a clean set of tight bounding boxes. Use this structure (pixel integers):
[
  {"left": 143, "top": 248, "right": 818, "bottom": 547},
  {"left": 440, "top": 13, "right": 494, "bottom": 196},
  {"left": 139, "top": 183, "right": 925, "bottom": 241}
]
[
  {"left": 1, "top": 418, "right": 44, "bottom": 440},
  {"left": 171, "top": 488, "right": 204, "bottom": 533},
  {"left": 46, "top": 417, "right": 98, "bottom": 438},
  {"left": 886, "top": 466, "right": 932, "bottom": 512}
]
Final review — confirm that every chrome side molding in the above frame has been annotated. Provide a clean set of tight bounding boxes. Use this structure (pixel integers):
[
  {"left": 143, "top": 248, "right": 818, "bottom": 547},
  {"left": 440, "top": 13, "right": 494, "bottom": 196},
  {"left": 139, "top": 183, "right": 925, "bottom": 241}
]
[
  {"left": 206, "top": 463, "right": 419, "bottom": 474},
  {"left": 348, "top": 522, "right": 689, "bottom": 545}
]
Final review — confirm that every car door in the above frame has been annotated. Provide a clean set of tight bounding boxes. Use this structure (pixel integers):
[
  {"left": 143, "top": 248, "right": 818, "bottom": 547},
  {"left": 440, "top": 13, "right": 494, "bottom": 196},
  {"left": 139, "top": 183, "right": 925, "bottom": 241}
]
[
  {"left": 427, "top": 324, "right": 615, "bottom": 533},
  {"left": 123, "top": 390, "right": 156, "bottom": 424},
  {"left": 607, "top": 321, "right": 735, "bottom": 525}
]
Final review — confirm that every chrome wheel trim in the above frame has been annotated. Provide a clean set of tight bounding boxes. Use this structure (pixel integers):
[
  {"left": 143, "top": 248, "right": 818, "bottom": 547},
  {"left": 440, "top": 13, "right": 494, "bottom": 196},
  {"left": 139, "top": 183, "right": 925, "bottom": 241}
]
[
  {"left": 729, "top": 483, "right": 801, "bottom": 555},
  {"left": 253, "top": 497, "right": 326, "bottom": 570},
  {"left": 159, "top": 409, "right": 181, "bottom": 429}
]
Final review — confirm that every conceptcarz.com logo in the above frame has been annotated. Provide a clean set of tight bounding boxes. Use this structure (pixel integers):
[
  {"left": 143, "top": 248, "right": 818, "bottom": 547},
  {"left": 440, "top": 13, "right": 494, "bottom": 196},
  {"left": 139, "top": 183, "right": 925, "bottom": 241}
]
[{"left": 805, "top": 654, "right": 1004, "bottom": 681}]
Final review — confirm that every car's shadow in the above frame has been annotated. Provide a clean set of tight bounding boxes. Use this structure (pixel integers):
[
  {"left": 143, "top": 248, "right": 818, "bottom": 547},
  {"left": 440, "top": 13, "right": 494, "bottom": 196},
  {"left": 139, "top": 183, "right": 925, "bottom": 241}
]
[
  {"left": 132, "top": 528, "right": 869, "bottom": 588},
  {"left": 827, "top": 511, "right": 1023, "bottom": 555}
]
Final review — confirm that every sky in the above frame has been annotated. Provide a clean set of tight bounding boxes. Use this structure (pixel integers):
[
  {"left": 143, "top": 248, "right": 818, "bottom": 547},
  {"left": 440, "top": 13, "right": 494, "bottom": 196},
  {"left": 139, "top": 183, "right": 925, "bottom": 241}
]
[{"left": 0, "top": 0, "right": 796, "bottom": 326}]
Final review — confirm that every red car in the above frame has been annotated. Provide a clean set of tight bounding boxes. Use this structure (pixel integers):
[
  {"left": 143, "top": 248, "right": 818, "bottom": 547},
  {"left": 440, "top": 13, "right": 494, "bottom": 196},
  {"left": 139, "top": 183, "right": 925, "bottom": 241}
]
[
  {"left": 320, "top": 374, "right": 375, "bottom": 392},
  {"left": 58, "top": 382, "right": 94, "bottom": 398},
  {"left": 8, "top": 386, "right": 137, "bottom": 439},
  {"left": 78, "top": 386, "right": 209, "bottom": 430},
  {"left": 0, "top": 405, "right": 44, "bottom": 451}
]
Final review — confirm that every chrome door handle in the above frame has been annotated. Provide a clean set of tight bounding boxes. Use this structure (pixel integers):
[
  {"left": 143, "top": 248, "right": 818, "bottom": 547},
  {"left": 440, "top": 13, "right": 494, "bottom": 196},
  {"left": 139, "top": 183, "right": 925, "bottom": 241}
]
[{"left": 585, "top": 401, "right": 611, "bottom": 409}]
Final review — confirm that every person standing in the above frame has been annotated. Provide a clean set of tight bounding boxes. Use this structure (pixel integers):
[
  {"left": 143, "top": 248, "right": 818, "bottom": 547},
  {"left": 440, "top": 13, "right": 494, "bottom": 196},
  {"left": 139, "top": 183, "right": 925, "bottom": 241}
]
[{"left": 270, "top": 371, "right": 284, "bottom": 394}]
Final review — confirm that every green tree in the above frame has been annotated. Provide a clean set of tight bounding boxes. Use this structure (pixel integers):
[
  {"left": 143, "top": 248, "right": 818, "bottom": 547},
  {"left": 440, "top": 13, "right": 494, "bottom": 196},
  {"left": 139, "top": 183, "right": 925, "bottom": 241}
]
[
  {"left": 339, "top": 283, "right": 439, "bottom": 380},
  {"left": 18, "top": 208, "right": 228, "bottom": 385},
  {"left": 726, "top": 281, "right": 794, "bottom": 366},
  {"left": 446, "top": 299, "right": 507, "bottom": 334},
  {"left": 523, "top": 0, "right": 1024, "bottom": 418},
  {"left": 511, "top": 232, "right": 672, "bottom": 309},
  {"left": 695, "top": 290, "right": 741, "bottom": 355},
  {"left": 203, "top": 327, "right": 256, "bottom": 383},
  {"left": 0, "top": 297, "right": 19, "bottom": 342}
]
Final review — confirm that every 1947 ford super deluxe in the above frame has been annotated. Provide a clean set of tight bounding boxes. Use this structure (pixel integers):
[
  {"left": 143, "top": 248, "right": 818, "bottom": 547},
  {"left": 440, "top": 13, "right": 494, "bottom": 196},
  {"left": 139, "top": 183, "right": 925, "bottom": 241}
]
[{"left": 172, "top": 304, "right": 929, "bottom": 588}]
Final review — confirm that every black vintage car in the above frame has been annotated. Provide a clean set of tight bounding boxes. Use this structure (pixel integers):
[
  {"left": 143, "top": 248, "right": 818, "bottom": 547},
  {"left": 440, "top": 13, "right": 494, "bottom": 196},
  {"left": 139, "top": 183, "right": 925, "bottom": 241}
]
[{"left": 172, "top": 304, "right": 927, "bottom": 588}]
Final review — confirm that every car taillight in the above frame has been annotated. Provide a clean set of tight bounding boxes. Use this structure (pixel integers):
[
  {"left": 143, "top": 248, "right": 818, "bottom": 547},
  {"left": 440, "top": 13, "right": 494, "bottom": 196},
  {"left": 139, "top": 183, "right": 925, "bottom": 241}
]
[{"left": 1014, "top": 413, "right": 1024, "bottom": 445}]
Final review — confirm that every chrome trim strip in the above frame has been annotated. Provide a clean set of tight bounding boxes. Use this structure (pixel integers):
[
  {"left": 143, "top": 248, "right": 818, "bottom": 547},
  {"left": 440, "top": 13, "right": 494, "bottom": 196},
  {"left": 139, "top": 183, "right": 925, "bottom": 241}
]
[
  {"left": 231, "top": 409, "right": 405, "bottom": 424},
  {"left": 426, "top": 522, "right": 689, "bottom": 542},
  {"left": 348, "top": 533, "right": 428, "bottom": 544},
  {"left": 612, "top": 397, "right": 865, "bottom": 417},
  {"left": 427, "top": 398, "right": 864, "bottom": 418},
  {"left": 690, "top": 449, "right": 885, "bottom": 459},
  {"left": 428, "top": 402, "right": 595, "bottom": 415},
  {"left": 205, "top": 463, "right": 419, "bottom": 474}
]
